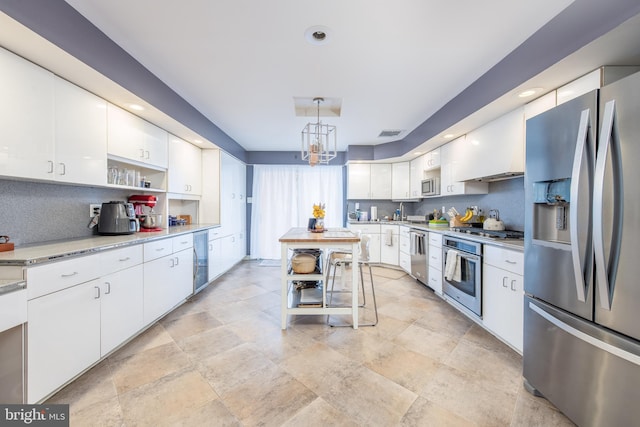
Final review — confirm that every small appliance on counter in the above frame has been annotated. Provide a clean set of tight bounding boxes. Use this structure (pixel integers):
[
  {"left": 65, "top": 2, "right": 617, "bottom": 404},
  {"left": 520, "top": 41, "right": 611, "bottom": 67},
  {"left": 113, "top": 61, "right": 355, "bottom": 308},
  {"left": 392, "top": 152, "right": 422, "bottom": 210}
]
[
  {"left": 128, "top": 195, "right": 163, "bottom": 232},
  {"left": 97, "top": 201, "right": 137, "bottom": 235}
]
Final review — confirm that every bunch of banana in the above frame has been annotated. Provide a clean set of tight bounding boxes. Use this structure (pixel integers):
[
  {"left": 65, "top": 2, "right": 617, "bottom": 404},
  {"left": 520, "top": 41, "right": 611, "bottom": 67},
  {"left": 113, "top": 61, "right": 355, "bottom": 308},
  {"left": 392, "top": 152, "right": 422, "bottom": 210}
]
[{"left": 460, "top": 208, "right": 474, "bottom": 222}]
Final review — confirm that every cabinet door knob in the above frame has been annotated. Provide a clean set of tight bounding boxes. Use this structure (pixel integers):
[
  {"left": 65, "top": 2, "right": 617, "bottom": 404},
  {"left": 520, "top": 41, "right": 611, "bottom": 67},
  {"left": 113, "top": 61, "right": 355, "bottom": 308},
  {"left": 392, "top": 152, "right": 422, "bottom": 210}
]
[
  {"left": 104, "top": 281, "right": 111, "bottom": 294},
  {"left": 61, "top": 271, "right": 78, "bottom": 278},
  {"left": 94, "top": 286, "right": 101, "bottom": 299},
  {"left": 59, "top": 162, "right": 66, "bottom": 176},
  {"left": 47, "top": 160, "right": 54, "bottom": 174},
  {"left": 511, "top": 280, "right": 517, "bottom": 291},
  {"left": 502, "top": 277, "right": 508, "bottom": 288}
]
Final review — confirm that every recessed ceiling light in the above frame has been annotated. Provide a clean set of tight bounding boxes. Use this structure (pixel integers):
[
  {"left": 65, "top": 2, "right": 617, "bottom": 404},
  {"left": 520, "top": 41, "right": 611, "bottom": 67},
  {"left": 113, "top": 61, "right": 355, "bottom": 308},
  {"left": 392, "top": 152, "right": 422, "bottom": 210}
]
[
  {"left": 129, "top": 104, "right": 144, "bottom": 111},
  {"left": 305, "top": 26, "right": 331, "bottom": 45},
  {"left": 414, "top": 151, "right": 423, "bottom": 156},
  {"left": 443, "top": 133, "right": 455, "bottom": 139},
  {"left": 517, "top": 87, "right": 543, "bottom": 98},
  {"left": 193, "top": 139, "right": 203, "bottom": 145}
]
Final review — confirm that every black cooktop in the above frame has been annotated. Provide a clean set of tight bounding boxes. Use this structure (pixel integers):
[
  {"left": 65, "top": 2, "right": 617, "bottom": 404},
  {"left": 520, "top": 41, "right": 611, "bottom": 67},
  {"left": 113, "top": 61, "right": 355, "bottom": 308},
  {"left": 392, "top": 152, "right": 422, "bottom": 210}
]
[{"left": 450, "top": 227, "right": 524, "bottom": 240}]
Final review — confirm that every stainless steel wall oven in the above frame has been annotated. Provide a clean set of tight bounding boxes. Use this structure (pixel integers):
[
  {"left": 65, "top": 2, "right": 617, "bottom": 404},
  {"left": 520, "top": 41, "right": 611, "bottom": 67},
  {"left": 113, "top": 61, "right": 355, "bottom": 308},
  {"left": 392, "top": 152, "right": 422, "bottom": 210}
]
[{"left": 442, "top": 236, "right": 482, "bottom": 316}]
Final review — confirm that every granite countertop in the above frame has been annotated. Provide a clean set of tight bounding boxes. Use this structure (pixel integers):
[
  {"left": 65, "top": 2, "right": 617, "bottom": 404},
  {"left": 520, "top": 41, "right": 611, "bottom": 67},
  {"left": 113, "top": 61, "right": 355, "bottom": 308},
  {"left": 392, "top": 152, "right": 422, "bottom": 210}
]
[
  {"left": 0, "top": 224, "right": 220, "bottom": 266},
  {"left": 347, "top": 220, "right": 524, "bottom": 251}
]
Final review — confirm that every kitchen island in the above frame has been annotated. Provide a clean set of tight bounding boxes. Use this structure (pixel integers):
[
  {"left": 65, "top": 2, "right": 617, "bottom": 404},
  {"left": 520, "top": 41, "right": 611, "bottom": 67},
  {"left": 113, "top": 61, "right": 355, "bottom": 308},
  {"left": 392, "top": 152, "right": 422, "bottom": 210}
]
[{"left": 279, "top": 227, "right": 361, "bottom": 329}]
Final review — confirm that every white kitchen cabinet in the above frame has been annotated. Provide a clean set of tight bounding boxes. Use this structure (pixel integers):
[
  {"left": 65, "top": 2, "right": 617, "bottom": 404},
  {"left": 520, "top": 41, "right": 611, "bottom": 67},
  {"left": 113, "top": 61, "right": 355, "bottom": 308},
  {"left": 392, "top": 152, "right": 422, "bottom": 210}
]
[
  {"left": 53, "top": 77, "right": 107, "bottom": 186},
  {"left": 380, "top": 224, "right": 399, "bottom": 265},
  {"left": 26, "top": 253, "right": 102, "bottom": 403},
  {"left": 455, "top": 107, "right": 524, "bottom": 182},
  {"left": 347, "top": 223, "right": 381, "bottom": 263},
  {"left": 482, "top": 245, "right": 524, "bottom": 353},
  {"left": 168, "top": 134, "right": 202, "bottom": 196},
  {"left": 107, "top": 103, "right": 168, "bottom": 169},
  {"left": 347, "top": 163, "right": 392, "bottom": 200},
  {"left": 391, "top": 162, "right": 413, "bottom": 200},
  {"left": 424, "top": 148, "right": 441, "bottom": 171},
  {"left": 427, "top": 233, "right": 443, "bottom": 295},
  {"left": 27, "top": 279, "right": 101, "bottom": 403},
  {"left": 200, "top": 149, "right": 221, "bottom": 224},
  {"left": 440, "top": 139, "right": 488, "bottom": 196},
  {"left": 99, "top": 265, "right": 144, "bottom": 356},
  {"left": 399, "top": 226, "right": 411, "bottom": 273},
  {"left": 409, "top": 155, "right": 425, "bottom": 199},
  {"left": 0, "top": 47, "right": 55, "bottom": 181},
  {"left": 143, "top": 238, "right": 193, "bottom": 324}
]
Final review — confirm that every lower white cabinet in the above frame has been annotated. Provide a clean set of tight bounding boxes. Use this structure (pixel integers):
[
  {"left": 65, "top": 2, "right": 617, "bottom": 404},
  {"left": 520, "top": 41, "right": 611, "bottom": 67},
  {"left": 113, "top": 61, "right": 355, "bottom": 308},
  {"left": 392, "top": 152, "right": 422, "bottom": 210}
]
[
  {"left": 99, "top": 265, "right": 144, "bottom": 356},
  {"left": 482, "top": 246, "right": 524, "bottom": 352},
  {"left": 27, "top": 278, "right": 101, "bottom": 403},
  {"left": 380, "top": 225, "right": 399, "bottom": 265},
  {"left": 143, "top": 245, "right": 193, "bottom": 325}
]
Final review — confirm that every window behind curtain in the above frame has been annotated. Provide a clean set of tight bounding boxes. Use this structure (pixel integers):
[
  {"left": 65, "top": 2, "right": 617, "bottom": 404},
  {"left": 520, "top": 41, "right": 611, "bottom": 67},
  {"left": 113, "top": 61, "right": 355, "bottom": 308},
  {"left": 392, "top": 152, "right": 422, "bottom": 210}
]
[{"left": 250, "top": 165, "right": 344, "bottom": 259}]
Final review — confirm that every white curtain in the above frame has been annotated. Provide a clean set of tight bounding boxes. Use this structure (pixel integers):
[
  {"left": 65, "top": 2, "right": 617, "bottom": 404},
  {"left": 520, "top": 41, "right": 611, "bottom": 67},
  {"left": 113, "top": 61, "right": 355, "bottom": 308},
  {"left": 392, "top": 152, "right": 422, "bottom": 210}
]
[{"left": 250, "top": 165, "right": 344, "bottom": 259}]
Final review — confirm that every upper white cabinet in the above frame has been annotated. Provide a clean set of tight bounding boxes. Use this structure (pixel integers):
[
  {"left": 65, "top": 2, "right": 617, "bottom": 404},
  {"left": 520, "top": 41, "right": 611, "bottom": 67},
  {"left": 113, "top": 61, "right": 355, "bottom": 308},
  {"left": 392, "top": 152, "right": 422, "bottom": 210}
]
[
  {"left": 409, "top": 155, "right": 425, "bottom": 199},
  {"left": 107, "top": 104, "right": 168, "bottom": 169},
  {"left": 454, "top": 107, "right": 524, "bottom": 182},
  {"left": 391, "top": 162, "right": 412, "bottom": 200},
  {"left": 440, "top": 138, "right": 488, "bottom": 196},
  {"left": 424, "top": 148, "right": 441, "bottom": 171},
  {"left": 168, "top": 134, "right": 202, "bottom": 196},
  {"left": 54, "top": 77, "right": 107, "bottom": 186},
  {"left": 0, "top": 47, "right": 55, "bottom": 181},
  {"left": 347, "top": 163, "right": 392, "bottom": 199}
]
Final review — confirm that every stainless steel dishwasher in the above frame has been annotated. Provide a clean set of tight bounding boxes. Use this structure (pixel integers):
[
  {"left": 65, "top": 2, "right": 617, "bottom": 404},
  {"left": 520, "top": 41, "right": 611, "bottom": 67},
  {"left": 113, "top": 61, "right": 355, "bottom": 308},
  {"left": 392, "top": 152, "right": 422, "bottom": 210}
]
[
  {"left": 0, "top": 280, "right": 27, "bottom": 403},
  {"left": 409, "top": 229, "right": 428, "bottom": 284}
]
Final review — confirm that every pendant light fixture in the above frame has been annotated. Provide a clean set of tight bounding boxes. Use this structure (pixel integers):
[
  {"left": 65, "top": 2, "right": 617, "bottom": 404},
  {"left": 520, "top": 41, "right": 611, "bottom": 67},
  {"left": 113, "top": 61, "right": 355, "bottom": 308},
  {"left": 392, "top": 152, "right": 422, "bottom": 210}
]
[{"left": 301, "top": 97, "right": 337, "bottom": 166}]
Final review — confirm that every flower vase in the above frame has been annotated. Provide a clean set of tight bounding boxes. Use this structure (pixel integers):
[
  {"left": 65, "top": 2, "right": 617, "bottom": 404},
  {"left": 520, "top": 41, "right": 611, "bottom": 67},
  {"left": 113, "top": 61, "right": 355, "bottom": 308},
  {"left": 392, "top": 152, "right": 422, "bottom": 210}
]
[{"left": 314, "top": 217, "right": 325, "bottom": 232}]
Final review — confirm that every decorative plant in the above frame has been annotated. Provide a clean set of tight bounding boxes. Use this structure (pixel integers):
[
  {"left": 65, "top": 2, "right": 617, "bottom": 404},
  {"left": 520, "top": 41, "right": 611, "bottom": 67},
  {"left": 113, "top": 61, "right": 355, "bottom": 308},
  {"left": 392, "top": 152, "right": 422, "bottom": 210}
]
[{"left": 312, "top": 203, "right": 325, "bottom": 219}]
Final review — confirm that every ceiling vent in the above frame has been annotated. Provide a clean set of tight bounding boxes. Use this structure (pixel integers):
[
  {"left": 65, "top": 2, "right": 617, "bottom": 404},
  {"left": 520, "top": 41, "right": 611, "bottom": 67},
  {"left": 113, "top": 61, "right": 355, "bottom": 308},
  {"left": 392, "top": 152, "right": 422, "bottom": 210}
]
[{"left": 378, "top": 130, "right": 403, "bottom": 137}]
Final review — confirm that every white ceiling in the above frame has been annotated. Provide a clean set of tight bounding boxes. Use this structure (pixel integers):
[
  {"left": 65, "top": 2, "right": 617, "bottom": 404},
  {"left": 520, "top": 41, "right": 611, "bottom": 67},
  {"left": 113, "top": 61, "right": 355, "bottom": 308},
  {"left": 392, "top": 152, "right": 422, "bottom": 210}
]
[
  {"left": 2, "top": 2, "right": 640, "bottom": 162},
  {"left": 60, "top": 0, "right": 575, "bottom": 153}
]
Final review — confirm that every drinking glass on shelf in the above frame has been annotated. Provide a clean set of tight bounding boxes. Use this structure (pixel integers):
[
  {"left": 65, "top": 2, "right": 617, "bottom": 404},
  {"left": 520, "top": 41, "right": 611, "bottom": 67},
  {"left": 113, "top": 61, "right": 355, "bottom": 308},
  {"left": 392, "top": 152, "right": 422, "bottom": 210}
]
[
  {"left": 108, "top": 166, "right": 118, "bottom": 184},
  {"left": 117, "top": 168, "right": 127, "bottom": 186}
]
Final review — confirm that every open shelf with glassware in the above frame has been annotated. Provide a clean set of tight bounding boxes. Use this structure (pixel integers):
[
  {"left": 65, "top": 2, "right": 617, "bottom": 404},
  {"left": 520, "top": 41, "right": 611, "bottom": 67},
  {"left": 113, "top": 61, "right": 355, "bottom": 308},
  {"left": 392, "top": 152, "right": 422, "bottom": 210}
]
[{"left": 106, "top": 155, "right": 167, "bottom": 193}]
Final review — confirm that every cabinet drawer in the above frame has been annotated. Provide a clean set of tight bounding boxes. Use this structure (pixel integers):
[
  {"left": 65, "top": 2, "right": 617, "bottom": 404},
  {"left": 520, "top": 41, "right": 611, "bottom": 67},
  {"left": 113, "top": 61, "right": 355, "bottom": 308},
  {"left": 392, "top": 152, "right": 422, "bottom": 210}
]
[
  {"left": 27, "top": 254, "right": 100, "bottom": 300},
  {"left": 484, "top": 245, "right": 524, "bottom": 275},
  {"left": 348, "top": 223, "right": 381, "bottom": 234},
  {"left": 399, "top": 251, "right": 411, "bottom": 273},
  {"left": 428, "top": 233, "right": 442, "bottom": 248},
  {"left": 172, "top": 233, "right": 194, "bottom": 252},
  {"left": 428, "top": 245, "right": 442, "bottom": 270},
  {"left": 99, "top": 245, "right": 143, "bottom": 275},
  {"left": 208, "top": 227, "right": 222, "bottom": 241},
  {"left": 143, "top": 238, "right": 173, "bottom": 262},
  {"left": 399, "top": 233, "right": 410, "bottom": 254},
  {"left": 428, "top": 265, "right": 442, "bottom": 294}
]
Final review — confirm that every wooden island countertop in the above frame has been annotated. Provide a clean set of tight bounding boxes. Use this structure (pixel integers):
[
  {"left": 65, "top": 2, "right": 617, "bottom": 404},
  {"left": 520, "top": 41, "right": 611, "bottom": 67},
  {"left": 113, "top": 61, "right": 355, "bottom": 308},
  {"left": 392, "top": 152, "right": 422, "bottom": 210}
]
[{"left": 278, "top": 227, "right": 360, "bottom": 243}]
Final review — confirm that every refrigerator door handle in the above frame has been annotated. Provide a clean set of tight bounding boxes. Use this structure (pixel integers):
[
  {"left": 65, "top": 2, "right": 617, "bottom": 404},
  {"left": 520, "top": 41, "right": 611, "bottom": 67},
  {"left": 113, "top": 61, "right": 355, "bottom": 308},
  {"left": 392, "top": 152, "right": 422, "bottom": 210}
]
[
  {"left": 594, "top": 100, "right": 622, "bottom": 311},
  {"left": 569, "top": 109, "right": 590, "bottom": 302}
]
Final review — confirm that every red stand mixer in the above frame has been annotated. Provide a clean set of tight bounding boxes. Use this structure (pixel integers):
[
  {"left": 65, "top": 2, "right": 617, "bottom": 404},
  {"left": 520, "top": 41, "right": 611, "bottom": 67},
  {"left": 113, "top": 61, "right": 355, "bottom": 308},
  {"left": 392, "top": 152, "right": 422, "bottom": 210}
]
[{"left": 128, "top": 195, "right": 163, "bottom": 232}]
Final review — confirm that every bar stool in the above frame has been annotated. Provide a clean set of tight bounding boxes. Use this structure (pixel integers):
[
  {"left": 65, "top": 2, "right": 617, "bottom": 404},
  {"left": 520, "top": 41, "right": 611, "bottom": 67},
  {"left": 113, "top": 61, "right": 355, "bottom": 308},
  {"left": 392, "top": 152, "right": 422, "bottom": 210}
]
[{"left": 325, "top": 234, "right": 378, "bottom": 327}]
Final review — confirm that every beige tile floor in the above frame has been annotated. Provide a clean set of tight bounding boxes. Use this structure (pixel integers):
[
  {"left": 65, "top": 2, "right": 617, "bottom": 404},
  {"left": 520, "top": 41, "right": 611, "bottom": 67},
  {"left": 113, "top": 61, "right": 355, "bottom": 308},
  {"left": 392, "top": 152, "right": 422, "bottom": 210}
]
[{"left": 47, "top": 261, "right": 575, "bottom": 426}]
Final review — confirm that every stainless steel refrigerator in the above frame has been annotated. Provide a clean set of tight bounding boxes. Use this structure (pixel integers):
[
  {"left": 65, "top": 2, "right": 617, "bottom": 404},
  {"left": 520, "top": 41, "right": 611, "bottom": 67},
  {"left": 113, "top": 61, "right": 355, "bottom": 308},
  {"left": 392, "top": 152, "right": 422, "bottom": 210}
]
[{"left": 524, "top": 70, "right": 640, "bottom": 427}]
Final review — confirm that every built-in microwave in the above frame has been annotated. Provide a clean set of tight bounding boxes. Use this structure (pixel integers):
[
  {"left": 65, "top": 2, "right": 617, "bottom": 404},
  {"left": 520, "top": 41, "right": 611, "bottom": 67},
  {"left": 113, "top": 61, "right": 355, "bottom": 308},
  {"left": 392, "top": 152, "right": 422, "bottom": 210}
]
[{"left": 422, "top": 177, "right": 440, "bottom": 196}]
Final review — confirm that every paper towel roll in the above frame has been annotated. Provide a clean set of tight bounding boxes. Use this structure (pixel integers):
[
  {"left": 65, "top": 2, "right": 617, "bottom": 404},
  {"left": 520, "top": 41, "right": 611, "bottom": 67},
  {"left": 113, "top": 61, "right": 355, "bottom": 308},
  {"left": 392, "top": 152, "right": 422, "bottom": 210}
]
[{"left": 370, "top": 206, "right": 378, "bottom": 221}]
